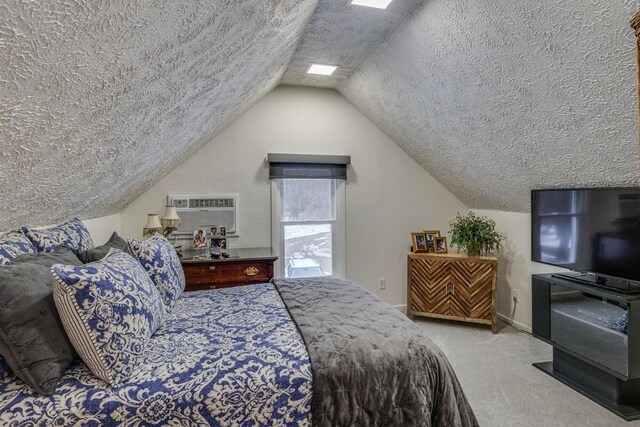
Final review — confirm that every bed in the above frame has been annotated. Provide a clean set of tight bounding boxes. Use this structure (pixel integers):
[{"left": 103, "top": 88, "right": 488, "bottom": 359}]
[{"left": 0, "top": 279, "right": 478, "bottom": 426}]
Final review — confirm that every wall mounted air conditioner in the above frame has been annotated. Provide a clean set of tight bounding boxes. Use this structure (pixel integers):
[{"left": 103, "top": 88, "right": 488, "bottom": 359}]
[{"left": 167, "top": 194, "right": 238, "bottom": 237}]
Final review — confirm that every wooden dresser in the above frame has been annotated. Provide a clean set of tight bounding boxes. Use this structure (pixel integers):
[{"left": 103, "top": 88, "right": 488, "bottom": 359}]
[
  {"left": 407, "top": 252, "right": 498, "bottom": 333},
  {"left": 181, "top": 247, "right": 277, "bottom": 291}
]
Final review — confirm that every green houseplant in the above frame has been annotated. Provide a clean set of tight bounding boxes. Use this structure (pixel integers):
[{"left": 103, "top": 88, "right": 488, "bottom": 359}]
[{"left": 448, "top": 211, "right": 505, "bottom": 256}]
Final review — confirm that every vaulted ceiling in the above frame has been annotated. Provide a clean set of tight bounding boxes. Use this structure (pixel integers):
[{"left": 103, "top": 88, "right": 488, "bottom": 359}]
[
  {"left": 281, "top": 0, "right": 424, "bottom": 87},
  {"left": 1, "top": 0, "right": 317, "bottom": 229},
  {"left": 338, "top": 0, "right": 640, "bottom": 211},
  {"left": 1, "top": 0, "right": 639, "bottom": 229}
]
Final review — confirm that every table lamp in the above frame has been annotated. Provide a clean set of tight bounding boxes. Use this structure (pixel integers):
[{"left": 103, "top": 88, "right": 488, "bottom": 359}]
[
  {"left": 143, "top": 214, "right": 163, "bottom": 238},
  {"left": 161, "top": 205, "right": 181, "bottom": 237}
]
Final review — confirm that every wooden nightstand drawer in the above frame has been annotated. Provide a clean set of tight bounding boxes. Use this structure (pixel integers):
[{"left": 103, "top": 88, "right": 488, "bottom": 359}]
[
  {"left": 181, "top": 247, "right": 277, "bottom": 291},
  {"left": 183, "top": 261, "right": 272, "bottom": 285}
]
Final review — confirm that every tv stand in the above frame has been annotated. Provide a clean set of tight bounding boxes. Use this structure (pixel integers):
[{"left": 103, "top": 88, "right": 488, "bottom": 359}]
[
  {"left": 532, "top": 274, "right": 640, "bottom": 420},
  {"left": 551, "top": 272, "right": 640, "bottom": 294}
]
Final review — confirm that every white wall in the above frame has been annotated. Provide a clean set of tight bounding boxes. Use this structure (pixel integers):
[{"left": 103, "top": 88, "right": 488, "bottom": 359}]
[
  {"left": 121, "top": 85, "right": 467, "bottom": 305},
  {"left": 474, "top": 209, "right": 568, "bottom": 332},
  {"left": 83, "top": 214, "right": 122, "bottom": 246}
]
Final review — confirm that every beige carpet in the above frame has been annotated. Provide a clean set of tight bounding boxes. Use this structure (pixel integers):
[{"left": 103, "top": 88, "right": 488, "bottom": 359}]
[{"left": 414, "top": 318, "right": 640, "bottom": 427}]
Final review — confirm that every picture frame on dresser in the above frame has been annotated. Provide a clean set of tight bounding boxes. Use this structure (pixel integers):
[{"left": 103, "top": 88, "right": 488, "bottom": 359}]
[
  {"left": 422, "top": 230, "right": 441, "bottom": 252},
  {"left": 434, "top": 237, "right": 448, "bottom": 254},
  {"left": 411, "top": 233, "right": 428, "bottom": 253}
]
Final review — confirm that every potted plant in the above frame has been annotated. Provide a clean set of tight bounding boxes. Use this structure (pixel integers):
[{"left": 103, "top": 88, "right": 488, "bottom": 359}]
[{"left": 448, "top": 211, "right": 505, "bottom": 256}]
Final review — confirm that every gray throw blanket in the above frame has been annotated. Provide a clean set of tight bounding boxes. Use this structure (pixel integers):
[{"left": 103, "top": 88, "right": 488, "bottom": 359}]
[{"left": 273, "top": 277, "right": 479, "bottom": 427}]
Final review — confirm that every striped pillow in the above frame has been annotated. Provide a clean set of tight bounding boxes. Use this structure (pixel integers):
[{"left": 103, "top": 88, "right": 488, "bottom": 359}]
[{"left": 51, "top": 249, "right": 164, "bottom": 386}]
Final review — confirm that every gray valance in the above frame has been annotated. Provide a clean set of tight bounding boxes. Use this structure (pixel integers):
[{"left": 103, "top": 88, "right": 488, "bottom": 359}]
[{"left": 268, "top": 153, "right": 351, "bottom": 180}]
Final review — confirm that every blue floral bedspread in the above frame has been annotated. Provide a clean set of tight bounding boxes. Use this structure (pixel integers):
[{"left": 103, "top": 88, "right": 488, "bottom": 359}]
[{"left": 0, "top": 284, "right": 312, "bottom": 426}]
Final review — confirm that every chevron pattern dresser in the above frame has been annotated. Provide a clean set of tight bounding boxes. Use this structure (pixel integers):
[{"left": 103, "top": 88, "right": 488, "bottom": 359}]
[{"left": 408, "top": 252, "right": 498, "bottom": 333}]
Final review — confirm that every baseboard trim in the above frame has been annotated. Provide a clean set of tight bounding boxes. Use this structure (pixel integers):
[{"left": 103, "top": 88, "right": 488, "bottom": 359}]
[
  {"left": 400, "top": 305, "right": 532, "bottom": 333},
  {"left": 498, "top": 312, "right": 532, "bottom": 334},
  {"left": 393, "top": 304, "right": 407, "bottom": 314}
]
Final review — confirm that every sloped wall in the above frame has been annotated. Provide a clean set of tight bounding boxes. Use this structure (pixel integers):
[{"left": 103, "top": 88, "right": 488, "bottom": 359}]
[
  {"left": 0, "top": 0, "right": 317, "bottom": 230},
  {"left": 340, "top": 0, "right": 639, "bottom": 212},
  {"left": 121, "top": 85, "right": 467, "bottom": 305}
]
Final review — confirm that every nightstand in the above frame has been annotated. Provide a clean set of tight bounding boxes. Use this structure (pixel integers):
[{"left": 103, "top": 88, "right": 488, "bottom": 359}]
[{"left": 180, "top": 247, "right": 277, "bottom": 291}]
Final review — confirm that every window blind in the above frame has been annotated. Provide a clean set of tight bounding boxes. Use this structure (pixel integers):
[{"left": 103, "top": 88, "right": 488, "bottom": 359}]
[{"left": 267, "top": 153, "right": 351, "bottom": 180}]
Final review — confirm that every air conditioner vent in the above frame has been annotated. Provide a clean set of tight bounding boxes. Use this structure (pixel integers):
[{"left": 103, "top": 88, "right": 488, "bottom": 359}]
[
  {"left": 168, "top": 194, "right": 238, "bottom": 236},
  {"left": 189, "top": 198, "right": 235, "bottom": 209}
]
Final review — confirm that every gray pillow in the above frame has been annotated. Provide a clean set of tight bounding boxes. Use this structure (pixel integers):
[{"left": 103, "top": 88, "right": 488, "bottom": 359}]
[
  {"left": 73, "top": 231, "right": 129, "bottom": 263},
  {"left": 0, "top": 247, "right": 82, "bottom": 394}
]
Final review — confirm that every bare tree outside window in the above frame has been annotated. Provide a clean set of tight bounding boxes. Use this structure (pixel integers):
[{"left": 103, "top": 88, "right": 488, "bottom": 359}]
[{"left": 282, "top": 179, "right": 333, "bottom": 221}]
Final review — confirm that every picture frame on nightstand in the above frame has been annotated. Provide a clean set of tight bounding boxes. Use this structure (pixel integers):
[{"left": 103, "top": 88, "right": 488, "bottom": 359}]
[
  {"left": 193, "top": 229, "right": 207, "bottom": 250},
  {"left": 210, "top": 238, "right": 227, "bottom": 251},
  {"left": 209, "top": 225, "right": 226, "bottom": 238}
]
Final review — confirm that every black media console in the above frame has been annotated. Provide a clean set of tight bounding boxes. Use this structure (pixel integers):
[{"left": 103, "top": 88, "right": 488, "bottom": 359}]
[{"left": 532, "top": 274, "right": 640, "bottom": 420}]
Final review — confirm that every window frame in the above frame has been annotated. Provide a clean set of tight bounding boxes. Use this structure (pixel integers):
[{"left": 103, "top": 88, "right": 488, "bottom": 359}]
[
  {"left": 271, "top": 178, "right": 346, "bottom": 279},
  {"left": 537, "top": 190, "right": 580, "bottom": 265}
]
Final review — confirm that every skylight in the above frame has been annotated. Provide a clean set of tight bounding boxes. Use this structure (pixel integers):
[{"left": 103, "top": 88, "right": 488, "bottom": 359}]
[
  {"left": 307, "top": 64, "right": 338, "bottom": 76},
  {"left": 351, "top": 0, "right": 394, "bottom": 9}
]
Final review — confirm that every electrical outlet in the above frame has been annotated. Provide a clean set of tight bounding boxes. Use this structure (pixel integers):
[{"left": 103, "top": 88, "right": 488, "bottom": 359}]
[
  {"left": 378, "top": 278, "right": 387, "bottom": 290},
  {"left": 513, "top": 290, "right": 519, "bottom": 303}
]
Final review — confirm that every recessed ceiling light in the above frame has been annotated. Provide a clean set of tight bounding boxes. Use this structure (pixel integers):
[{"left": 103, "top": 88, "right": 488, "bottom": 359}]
[
  {"left": 351, "top": 0, "right": 394, "bottom": 9},
  {"left": 307, "top": 63, "right": 338, "bottom": 76}
]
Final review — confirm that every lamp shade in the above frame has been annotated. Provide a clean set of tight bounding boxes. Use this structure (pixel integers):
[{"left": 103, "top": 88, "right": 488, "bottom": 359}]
[
  {"left": 143, "top": 214, "right": 163, "bottom": 238},
  {"left": 162, "top": 205, "right": 180, "bottom": 221},
  {"left": 161, "top": 204, "right": 181, "bottom": 232},
  {"left": 144, "top": 214, "right": 162, "bottom": 229}
]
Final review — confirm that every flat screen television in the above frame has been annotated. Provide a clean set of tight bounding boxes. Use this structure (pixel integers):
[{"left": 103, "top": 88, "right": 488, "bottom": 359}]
[{"left": 531, "top": 188, "right": 640, "bottom": 283}]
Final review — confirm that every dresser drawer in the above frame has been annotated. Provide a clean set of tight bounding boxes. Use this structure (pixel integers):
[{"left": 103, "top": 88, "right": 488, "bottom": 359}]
[
  {"left": 182, "top": 261, "right": 272, "bottom": 286},
  {"left": 185, "top": 282, "right": 251, "bottom": 292}
]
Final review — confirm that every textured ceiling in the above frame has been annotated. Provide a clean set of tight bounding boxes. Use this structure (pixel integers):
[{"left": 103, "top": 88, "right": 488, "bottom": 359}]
[
  {"left": 3, "top": 0, "right": 640, "bottom": 229},
  {"left": 339, "top": 0, "right": 640, "bottom": 212},
  {"left": 0, "top": 0, "right": 316, "bottom": 229},
  {"left": 281, "top": 0, "right": 425, "bottom": 87}
]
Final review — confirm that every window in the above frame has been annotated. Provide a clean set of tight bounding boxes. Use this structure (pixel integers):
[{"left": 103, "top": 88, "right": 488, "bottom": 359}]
[
  {"left": 268, "top": 153, "right": 350, "bottom": 279},
  {"left": 537, "top": 190, "right": 580, "bottom": 265},
  {"left": 272, "top": 178, "right": 346, "bottom": 278}
]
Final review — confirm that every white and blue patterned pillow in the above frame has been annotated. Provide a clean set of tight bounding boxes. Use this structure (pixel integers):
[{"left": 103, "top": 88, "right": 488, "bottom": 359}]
[
  {"left": 128, "top": 235, "right": 186, "bottom": 313},
  {"left": 51, "top": 249, "right": 164, "bottom": 386},
  {"left": 0, "top": 230, "right": 37, "bottom": 265},
  {"left": 22, "top": 217, "right": 94, "bottom": 253}
]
